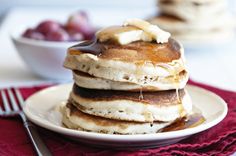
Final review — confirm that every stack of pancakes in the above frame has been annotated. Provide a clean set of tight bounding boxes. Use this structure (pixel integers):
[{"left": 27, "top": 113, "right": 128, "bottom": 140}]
[
  {"left": 149, "top": 0, "right": 234, "bottom": 42},
  {"left": 62, "top": 19, "right": 192, "bottom": 134}
]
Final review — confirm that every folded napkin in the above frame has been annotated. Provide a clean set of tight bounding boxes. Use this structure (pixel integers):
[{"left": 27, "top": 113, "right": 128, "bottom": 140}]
[{"left": 0, "top": 81, "right": 235, "bottom": 156}]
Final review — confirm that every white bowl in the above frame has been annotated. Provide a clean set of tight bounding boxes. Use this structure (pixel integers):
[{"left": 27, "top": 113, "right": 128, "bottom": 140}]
[{"left": 11, "top": 28, "right": 79, "bottom": 81}]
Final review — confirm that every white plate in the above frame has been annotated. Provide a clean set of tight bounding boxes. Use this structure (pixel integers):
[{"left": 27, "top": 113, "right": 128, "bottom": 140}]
[{"left": 23, "top": 84, "right": 227, "bottom": 149}]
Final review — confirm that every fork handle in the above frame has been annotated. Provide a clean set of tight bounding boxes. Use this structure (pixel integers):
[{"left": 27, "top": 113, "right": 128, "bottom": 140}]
[{"left": 23, "top": 120, "right": 52, "bottom": 156}]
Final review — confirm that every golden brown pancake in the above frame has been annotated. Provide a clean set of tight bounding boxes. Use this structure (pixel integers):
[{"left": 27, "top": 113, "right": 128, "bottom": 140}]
[
  {"left": 69, "top": 38, "right": 181, "bottom": 64},
  {"left": 64, "top": 37, "right": 185, "bottom": 86}
]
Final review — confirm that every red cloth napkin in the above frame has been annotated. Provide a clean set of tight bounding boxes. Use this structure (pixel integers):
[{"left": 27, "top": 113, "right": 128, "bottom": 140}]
[{"left": 0, "top": 81, "right": 236, "bottom": 156}]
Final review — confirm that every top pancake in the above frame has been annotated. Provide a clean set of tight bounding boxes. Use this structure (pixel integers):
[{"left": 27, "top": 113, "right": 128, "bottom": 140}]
[
  {"left": 64, "top": 38, "right": 186, "bottom": 85},
  {"left": 68, "top": 38, "right": 181, "bottom": 64}
]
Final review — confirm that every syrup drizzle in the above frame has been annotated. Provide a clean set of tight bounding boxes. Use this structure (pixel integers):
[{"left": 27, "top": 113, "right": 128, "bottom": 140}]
[
  {"left": 139, "top": 87, "right": 144, "bottom": 100},
  {"left": 70, "top": 38, "right": 181, "bottom": 65},
  {"left": 162, "top": 113, "right": 205, "bottom": 132},
  {"left": 174, "top": 75, "right": 181, "bottom": 103},
  {"left": 70, "top": 37, "right": 103, "bottom": 55}
]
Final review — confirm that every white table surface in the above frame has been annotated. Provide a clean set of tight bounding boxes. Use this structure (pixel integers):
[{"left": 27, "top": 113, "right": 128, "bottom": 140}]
[{"left": 0, "top": 7, "right": 236, "bottom": 92}]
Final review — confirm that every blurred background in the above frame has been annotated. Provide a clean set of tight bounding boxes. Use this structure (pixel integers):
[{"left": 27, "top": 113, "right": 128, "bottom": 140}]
[
  {"left": 0, "top": 0, "right": 235, "bottom": 22},
  {"left": 0, "top": 0, "right": 235, "bottom": 19},
  {"left": 0, "top": 0, "right": 155, "bottom": 23},
  {"left": 0, "top": 0, "right": 236, "bottom": 91}
]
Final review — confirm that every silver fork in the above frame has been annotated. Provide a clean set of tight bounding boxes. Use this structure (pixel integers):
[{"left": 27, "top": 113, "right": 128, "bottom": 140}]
[{"left": 0, "top": 88, "right": 52, "bottom": 156}]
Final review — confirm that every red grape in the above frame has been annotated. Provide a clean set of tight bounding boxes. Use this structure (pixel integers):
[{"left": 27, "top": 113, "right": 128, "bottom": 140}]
[
  {"left": 66, "top": 12, "right": 91, "bottom": 32},
  {"left": 36, "top": 20, "right": 61, "bottom": 35},
  {"left": 83, "top": 29, "right": 95, "bottom": 40},
  {"left": 66, "top": 12, "right": 95, "bottom": 40},
  {"left": 45, "top": 28, "right": 70, "bottom": 41},
  {"left": 22, "top": 11, "right": 95, "bottom": 42},
  {"left": 69, "top": 32, "right": 84, "bottom": 41},
  {"left": 23, "top": 28, "right": 45, "bottom": 40}
]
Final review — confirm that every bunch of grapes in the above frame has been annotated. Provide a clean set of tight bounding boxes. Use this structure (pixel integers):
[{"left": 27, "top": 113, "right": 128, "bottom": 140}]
[{"left": 22, "top": 11, "right": 95, "bottom": 42}]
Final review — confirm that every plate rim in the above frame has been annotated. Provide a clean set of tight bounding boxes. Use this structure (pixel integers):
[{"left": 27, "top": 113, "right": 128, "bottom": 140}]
[{"left": 23, "top": 83, "right": 228, "bottom": 142}]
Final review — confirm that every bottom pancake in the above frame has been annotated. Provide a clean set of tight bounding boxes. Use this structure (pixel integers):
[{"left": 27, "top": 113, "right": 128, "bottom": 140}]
[{"left": 62, "top": 103, "right": 172, "bottom": 134}]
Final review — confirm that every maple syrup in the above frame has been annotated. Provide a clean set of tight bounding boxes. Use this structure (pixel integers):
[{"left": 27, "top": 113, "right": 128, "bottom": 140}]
[
  {"left": 162, "top": 113, "right": 205, "bottom": 132},
  {"left": 139, "top": 87, "right": 144, "bottom": 100},
  {"left": 70, "top": 38, "right": 103, "bottom": 55},
  {"left": 69, "top": 38, "right": 181, "bottom": 65}
]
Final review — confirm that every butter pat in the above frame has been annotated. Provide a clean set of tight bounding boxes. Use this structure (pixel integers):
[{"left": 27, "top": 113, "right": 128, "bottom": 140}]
[
  {"left": 96, "top": 19, "right": 171, "bottom": 45},
  {"left": 96, "top": 26, "right": 153, "bottom": 45},
  {"left": 124, "top": 18, "right": 171, "bottom": 43}
]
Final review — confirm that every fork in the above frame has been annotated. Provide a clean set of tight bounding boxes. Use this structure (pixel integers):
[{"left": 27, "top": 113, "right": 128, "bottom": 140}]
[{"left": 0, "top": 88, "right": 52, "bottom": 156}]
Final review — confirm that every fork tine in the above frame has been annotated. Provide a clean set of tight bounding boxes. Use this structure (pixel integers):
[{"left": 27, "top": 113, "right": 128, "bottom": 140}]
[
  {"left": 14, "top": 88, "right": 24, "bottom": 108},
  {"left": 7, "top": 89, "right": 19, "bottom": 111},
  {"left": 1, "top": 90, "right": 11, "bottom": 112}
]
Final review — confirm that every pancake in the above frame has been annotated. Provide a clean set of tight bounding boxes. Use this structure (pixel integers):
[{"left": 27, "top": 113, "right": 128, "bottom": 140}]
[
  {"left": 62, "top": 103, "right": 172, "bottom": 134},
  {"left": 149, "top": 0, "right": 234, "bottom": 43},
  {"left": 169, "top": 29, "right": 234, "bottom": 43},
  {"left": 149, "top": 13, "right": 233, "bottom": 33},
  {"left": 69, "top": 84, "right": 192, "bottom": 122},
  {"left": 64, "top": 38, "right": 186, "bottom": 85},
  {"left": 73, "top": 70, "right": 189, "bottom": 91},
  {"left": 149, "top": 14, "right": 234, "bottom": 42},
  {"left": 159, "top": 0, "right": 223, "bottom": 4},
  {"left": 158, "top": 0, "right": 228, "bottom": 21}
]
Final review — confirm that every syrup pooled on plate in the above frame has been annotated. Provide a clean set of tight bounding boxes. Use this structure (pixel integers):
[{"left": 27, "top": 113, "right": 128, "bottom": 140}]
[{"left": 162, "top": 113, "right": 205, "bottom": 132}]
